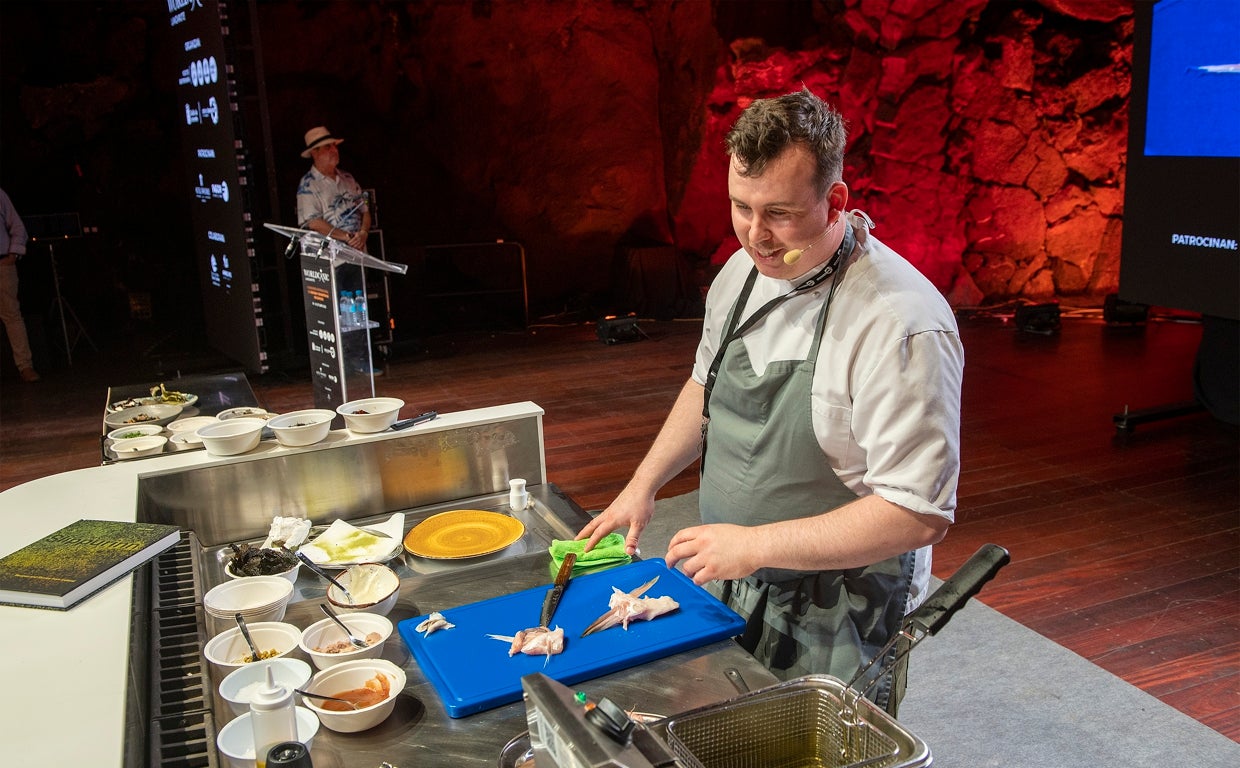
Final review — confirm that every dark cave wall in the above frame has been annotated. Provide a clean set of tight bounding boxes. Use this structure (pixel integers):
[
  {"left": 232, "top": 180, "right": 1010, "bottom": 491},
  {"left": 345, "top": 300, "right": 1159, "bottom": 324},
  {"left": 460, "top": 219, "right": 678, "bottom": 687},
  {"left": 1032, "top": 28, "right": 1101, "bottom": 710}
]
[{"left": 0, "top": 0, "right": 1136, "bottom": 333}]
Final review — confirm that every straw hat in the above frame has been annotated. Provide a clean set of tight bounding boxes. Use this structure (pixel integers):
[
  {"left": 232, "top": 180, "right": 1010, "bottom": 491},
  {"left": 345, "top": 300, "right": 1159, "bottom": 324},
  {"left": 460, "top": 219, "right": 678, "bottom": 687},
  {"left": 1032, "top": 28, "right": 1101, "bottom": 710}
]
[{"left": 301, "top": 126, "right": 343, "bottom": 158}]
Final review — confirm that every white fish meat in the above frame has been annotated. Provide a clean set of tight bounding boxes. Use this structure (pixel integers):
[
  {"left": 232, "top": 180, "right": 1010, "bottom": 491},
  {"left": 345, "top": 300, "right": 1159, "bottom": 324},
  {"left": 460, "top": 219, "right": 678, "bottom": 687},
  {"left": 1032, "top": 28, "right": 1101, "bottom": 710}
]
[
  {"left": 487, "top": 626, "right": 565, "bottom": 665},
  {"left": 415, "top": 611, "right": 455, "bottom": 636},
  {"left": 581, "top": 575, "right": 679, "bottom": 637}
]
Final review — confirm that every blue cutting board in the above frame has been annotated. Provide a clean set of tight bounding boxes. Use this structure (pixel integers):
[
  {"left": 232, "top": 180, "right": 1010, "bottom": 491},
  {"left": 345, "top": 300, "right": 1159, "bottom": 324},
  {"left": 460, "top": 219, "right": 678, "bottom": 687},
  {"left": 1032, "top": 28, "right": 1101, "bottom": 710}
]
[{"left": 397, "top": 559, "right": 745, "bottom": 718}]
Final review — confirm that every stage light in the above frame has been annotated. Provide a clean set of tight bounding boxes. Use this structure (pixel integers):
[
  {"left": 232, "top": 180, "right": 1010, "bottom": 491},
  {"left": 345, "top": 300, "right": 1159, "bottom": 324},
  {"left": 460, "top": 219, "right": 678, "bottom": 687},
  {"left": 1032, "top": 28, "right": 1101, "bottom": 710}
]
[
  {"left": 1103, "top": 294, "right": 1150, "bottom": 325},
  {"left": 1015, "top": 303, "right": 1061, "bottom": 334},
  {"left": 597, "top": 315, "right": 645, "bottom": 345}
]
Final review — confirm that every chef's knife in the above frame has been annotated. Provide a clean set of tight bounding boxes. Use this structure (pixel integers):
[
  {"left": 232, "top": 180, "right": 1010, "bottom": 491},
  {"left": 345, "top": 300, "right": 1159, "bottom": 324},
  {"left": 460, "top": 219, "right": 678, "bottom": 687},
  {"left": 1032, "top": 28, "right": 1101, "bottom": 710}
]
[{"left": 540, "top": 552, "right": 576, "bottom": 627}]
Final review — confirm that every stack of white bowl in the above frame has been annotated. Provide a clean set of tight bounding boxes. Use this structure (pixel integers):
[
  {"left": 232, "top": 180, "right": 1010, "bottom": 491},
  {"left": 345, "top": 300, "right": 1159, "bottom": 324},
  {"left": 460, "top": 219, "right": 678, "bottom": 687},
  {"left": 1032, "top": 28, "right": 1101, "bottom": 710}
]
[{"left": 203, "top": 575, "right": 295, "bottom": 635}]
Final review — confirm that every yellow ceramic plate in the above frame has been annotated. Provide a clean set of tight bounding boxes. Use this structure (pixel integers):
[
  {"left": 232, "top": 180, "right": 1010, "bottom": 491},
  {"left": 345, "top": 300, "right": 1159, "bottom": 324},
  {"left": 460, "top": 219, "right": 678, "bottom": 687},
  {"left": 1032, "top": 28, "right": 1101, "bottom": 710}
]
[{"left": 404, "top": 510, "right": 525, "bottom": 559}]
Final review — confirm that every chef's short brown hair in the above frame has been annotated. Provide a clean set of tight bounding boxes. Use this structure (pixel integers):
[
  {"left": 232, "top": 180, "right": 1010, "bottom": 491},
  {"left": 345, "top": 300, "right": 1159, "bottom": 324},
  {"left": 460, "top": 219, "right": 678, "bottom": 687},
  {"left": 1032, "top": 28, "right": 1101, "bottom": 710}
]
[{"left": 725, "top": 87, "right": 847, "bottom": 198}]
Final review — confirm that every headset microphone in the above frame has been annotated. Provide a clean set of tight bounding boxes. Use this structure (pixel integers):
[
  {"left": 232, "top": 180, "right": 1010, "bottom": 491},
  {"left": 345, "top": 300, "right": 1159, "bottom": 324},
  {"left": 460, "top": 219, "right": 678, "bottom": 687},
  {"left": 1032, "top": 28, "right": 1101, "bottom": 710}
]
[{"left": 783, "top": 215, "right": 844, "bottom": 265}]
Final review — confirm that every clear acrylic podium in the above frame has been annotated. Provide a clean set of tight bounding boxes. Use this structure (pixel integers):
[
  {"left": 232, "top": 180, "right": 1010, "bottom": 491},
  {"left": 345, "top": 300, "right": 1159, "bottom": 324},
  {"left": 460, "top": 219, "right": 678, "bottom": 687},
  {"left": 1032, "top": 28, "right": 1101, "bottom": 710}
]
[{"left": 265, "top": 224, "right": 408, "bottom": 415}]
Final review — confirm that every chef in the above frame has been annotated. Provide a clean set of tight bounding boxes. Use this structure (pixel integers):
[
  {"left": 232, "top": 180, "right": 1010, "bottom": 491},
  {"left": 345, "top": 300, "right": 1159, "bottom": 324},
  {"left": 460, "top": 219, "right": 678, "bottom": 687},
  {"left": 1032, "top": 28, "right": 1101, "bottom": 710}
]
[{"left": 578, "top": 87, "right": 963, "bottom": 715}]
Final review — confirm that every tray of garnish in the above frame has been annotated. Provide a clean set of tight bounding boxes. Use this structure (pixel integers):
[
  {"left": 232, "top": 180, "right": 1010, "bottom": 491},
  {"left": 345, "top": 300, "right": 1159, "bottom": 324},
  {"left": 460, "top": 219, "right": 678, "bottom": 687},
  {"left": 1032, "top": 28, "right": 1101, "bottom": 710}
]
[{"left": 397, "top": 559, "right": 744, "bottom": 718}]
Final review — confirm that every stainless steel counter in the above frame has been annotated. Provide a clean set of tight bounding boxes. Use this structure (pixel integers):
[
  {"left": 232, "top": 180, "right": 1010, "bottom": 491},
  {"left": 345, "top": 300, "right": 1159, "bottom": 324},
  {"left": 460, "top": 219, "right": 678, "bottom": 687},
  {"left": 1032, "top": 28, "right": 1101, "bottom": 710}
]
[{"left": 186, "top": 487, "right": 774, "bottom": 767}]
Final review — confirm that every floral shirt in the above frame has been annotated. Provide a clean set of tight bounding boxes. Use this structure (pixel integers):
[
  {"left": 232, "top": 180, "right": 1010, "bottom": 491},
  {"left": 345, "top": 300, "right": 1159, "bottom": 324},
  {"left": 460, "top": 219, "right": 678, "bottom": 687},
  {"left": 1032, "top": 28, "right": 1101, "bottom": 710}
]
[{"left": 296, "top": 166, "right": 367, "bottom": 232}]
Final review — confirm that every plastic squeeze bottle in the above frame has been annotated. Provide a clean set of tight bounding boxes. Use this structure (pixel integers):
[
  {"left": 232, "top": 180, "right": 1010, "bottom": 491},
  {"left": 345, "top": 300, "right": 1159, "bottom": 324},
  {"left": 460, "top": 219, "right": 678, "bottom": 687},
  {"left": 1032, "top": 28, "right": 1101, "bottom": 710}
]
[{"left": 250, "top": 665, "right": 297, "bottom": 768}]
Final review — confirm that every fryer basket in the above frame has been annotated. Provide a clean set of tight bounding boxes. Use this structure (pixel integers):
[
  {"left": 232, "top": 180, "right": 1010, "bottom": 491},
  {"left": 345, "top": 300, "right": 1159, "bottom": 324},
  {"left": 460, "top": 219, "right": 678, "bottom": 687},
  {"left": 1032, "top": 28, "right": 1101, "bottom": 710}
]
[
  {"left": 664, "top": 676, "right": 928, "bottom": 768},
  {"left": 664, "top": 544, "right": 1011, "bottom": 768}
]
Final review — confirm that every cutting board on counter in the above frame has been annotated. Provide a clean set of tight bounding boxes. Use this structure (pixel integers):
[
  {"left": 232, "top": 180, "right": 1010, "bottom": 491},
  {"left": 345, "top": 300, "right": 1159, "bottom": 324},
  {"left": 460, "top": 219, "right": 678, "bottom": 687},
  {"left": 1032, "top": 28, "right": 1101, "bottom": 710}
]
[{"left": 397, "top": 559, "right": 745, "bottom": 718}]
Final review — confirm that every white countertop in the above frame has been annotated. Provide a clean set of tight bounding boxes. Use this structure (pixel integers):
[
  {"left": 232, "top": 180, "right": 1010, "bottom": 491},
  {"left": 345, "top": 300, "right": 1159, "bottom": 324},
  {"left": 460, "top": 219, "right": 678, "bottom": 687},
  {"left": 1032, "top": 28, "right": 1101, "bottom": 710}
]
[{"left": 0, "top": 402, "right": 543, "bottom": 767}]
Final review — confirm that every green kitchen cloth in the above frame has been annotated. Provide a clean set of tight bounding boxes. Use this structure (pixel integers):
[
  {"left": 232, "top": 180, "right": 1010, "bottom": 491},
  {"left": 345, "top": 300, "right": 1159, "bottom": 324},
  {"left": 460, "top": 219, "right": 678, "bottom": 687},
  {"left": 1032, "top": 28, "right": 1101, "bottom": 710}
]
[{"left": 548, "top": 533, "right": 631, "bottom": 577}]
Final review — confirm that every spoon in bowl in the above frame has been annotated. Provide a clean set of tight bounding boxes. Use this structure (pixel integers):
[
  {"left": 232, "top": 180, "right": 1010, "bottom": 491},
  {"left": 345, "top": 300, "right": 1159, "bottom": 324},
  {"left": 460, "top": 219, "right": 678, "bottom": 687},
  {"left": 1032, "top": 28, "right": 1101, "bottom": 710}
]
[
  {"left": 284, "top": 546, "right": 354, "bottom": 604},
  {"left": 234, "top": 613, "right": 264, "bottom": 662},
  {"left": 296, "top": 688, "right": 360, "bottom": 710},
  {"left": 320, "top": 602, "right": 371, "bottom": 650}
]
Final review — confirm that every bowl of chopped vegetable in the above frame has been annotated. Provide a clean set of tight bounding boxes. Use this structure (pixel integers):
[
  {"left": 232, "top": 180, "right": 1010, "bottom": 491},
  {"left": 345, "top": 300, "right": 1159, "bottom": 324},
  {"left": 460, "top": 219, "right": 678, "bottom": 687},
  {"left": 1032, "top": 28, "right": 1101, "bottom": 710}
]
[
  {"left": 224, "top": 543, "right": 301, "bottom": 583},
  {"left": 107, "top": 424, "right": 165, "bottom": 441},
  {"left": 336, "top": 397, "right": 404, "bottom": 433},
  {"left": 267, "top": 409, "right": 336, "bottom": 447},
  {"left": 104, "top": 403, "right": 184, "bottom": 428},
  {"left": 204, "top": 621, "right": 303, "bottom": 674}
]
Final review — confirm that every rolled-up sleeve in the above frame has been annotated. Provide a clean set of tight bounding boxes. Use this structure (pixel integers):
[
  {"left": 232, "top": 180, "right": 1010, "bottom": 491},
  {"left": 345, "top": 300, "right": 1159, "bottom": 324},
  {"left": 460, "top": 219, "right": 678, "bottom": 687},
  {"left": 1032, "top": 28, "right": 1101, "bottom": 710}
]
[{"left": 848, "top": 328, "right": 963, "bottom": 521}]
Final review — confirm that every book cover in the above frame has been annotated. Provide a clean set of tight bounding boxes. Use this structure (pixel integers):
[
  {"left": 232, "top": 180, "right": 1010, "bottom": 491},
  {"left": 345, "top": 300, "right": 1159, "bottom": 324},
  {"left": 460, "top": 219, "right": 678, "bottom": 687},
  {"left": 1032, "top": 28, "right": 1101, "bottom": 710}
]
[{"left": 0, "top": 519, "right": 181, "bottom": 610}]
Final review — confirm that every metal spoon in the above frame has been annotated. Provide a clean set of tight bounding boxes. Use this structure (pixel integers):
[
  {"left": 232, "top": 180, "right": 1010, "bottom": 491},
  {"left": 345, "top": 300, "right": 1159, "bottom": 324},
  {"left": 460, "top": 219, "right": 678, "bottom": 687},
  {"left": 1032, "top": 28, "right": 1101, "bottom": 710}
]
[
  {"left": 295, "top": 688, "right": 360, "bottom": 710},
  {"left": 284, "top": 546, "right": 354, "bottom": 604},
  {"left": 320, "top": 602, "right": 371, "bottom": 650},
  {"left": 234, "top": 612, "right": 264, "bottom": 662}
]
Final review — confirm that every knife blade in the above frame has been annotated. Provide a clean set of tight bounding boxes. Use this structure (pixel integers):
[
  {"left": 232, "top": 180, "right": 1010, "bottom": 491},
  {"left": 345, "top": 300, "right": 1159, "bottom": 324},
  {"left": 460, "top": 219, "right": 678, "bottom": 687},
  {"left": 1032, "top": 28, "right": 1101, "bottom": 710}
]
[{"left": 540, "top": 552, "right": 577, "bottom": 627}]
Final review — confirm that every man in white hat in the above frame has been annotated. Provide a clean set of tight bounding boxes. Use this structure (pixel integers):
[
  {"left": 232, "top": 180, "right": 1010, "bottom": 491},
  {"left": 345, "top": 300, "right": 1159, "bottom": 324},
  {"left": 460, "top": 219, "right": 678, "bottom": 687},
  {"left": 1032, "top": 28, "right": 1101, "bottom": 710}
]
[{"left": 296, "top": 126, "right": 370, "bottom": 252}]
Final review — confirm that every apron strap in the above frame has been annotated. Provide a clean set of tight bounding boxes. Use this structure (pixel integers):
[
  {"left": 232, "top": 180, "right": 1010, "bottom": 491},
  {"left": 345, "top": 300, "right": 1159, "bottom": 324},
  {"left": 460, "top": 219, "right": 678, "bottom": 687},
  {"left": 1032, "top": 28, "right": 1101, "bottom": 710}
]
[{"left": 703, "top": 221, "right": 855, "bottom": 421}]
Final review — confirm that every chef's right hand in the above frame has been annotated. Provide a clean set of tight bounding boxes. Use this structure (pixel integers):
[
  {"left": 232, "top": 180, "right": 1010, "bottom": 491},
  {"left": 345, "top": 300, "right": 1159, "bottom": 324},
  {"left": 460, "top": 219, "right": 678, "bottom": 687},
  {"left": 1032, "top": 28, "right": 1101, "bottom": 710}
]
[{"left": 575, "top": 485, "right": 655, "bottom": 556}]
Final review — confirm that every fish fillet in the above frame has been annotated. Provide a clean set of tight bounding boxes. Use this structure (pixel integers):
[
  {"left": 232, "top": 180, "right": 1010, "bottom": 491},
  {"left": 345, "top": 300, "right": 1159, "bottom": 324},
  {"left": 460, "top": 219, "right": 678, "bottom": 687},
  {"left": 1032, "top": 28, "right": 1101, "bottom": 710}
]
[
  {"left": 581, "top": 576, "right": 680, "bottom": 636},
  {"left": 487, "top": 626, "right": 565, "bottom": 665}
]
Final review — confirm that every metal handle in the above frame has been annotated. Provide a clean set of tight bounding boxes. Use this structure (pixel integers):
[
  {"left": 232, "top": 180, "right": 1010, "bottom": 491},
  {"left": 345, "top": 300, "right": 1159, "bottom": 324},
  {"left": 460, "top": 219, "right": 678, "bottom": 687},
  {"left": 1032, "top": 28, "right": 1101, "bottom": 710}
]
[
  {"left": 907, "top": 543, "right": 1010, "bottom": 636},
  {"left": 285, "top": 546, "right": 355, "bottom": 603}
]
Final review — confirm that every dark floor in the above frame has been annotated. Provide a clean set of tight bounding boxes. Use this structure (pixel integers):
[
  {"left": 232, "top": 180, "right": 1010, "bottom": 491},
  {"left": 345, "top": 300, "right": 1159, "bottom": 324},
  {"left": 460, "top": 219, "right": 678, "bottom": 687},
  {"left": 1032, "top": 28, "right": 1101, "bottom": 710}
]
[{"left": 1, "top": 311, "right": 1237, "bottom": 740}]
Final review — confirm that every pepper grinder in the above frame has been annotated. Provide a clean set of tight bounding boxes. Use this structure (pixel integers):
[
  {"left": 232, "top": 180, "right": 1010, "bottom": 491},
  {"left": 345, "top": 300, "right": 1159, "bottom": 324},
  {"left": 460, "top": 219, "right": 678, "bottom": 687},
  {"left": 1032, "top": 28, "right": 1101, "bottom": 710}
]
[
  {"left": 266, "top": 741, "right": 313, "bottom": 767},
  {"left": 250, "top": 666, "right": 297, "bottom": 768},
  {"left": 509, "top": 478, "right": 529, "bottom": 511}
]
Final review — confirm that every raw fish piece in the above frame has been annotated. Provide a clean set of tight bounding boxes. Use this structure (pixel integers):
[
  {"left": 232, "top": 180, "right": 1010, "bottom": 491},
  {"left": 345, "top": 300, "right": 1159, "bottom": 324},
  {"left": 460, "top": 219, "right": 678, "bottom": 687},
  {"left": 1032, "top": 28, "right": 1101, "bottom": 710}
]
[
  {"left": 580, "top": 575, "right": 679, "bottom": 637},
  {"left": 487, "top": 626, "right": 565, "bottom": 665},
  {"left": 416, "top": 611, "right": 455, "bottom": 636}
]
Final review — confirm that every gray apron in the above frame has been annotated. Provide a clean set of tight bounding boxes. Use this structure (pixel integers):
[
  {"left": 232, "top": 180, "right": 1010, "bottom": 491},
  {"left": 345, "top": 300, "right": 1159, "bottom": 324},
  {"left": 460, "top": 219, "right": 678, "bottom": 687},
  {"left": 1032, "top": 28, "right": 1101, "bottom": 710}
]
[{"left": 699, "top": 250, "right": 914, "bottom": 710}]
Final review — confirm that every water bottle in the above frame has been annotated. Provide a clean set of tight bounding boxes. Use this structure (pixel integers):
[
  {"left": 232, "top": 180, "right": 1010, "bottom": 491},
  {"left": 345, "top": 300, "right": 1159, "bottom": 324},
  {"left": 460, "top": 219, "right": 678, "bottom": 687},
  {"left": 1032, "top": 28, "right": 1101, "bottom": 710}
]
[
  {"left": 250, "top": 666, "right": 297, "bottom": 768},
  {"left": 354, "top": 290, "right": 369, "bottom": 328},
  {"left": 338, "top": 291, "right": 355, "bottom": 329}
]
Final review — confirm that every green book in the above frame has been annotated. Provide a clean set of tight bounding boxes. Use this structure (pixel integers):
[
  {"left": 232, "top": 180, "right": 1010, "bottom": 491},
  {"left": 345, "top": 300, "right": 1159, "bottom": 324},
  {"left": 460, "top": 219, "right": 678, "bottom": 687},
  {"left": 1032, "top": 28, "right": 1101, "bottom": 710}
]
[{"left": 0, "top": 519, "right": 181, "bottom": 610}]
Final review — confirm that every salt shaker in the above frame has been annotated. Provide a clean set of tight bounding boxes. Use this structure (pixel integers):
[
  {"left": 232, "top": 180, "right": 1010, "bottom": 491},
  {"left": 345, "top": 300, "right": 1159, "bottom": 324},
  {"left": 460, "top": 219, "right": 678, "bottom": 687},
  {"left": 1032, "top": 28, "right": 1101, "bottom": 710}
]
[
  {"left": 250, "top": 666, "right": 297, "bottom": 768},
  {"left": 509, "top": 478, "right": 528, "bottom": 510}
]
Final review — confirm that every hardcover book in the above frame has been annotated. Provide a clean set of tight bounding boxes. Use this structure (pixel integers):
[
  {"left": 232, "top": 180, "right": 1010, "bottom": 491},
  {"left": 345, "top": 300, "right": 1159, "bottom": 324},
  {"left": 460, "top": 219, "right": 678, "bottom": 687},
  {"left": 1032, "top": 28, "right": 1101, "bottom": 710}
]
[{"left": 0, "top": 519, "right": 181, "bottom": 610}]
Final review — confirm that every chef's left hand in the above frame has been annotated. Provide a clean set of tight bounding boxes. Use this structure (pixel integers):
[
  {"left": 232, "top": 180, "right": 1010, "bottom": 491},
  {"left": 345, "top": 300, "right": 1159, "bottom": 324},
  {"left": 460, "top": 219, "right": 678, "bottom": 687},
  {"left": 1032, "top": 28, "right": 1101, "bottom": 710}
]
[{"left": 665, "top": 524, "right": 758, "bottom": 585}]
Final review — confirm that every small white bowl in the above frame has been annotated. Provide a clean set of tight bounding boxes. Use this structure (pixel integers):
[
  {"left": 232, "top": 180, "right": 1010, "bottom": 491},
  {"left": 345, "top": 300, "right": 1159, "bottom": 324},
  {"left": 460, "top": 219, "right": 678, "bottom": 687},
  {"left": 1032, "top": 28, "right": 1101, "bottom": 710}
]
[
  {"left": 300, "top": 658, "right": 406, "bottom": 733},
  {"left": 299, "top": 612, "right": 392, "bottom": 670},
  {"left": 204, "top": 575, "right": 294, "bottom": 619},
  {"left": 111, "top": 435, "right": 168, "bottom": 459},
  {"left": 219, "top": 658, "right": 313, "bottom": 717},
  {"left": 326, "top": 563, "right": 400, "bottom": 617},
  {"left": 267, "top": 409, "right": 336, "bottom": 447},
  {"left": 217, "top": 407, "right": 276, "bottom": 421},
  {"left": 104, "top": 403, "right": 184, "bottom": 428},
  {"left": 204, "top": 621, "right": 302, "bottom": 673},
  {"left": 107, "top": 424, "right": 164, "bottom": 441},
  {"left": 196, "top": 417, "right": 266, "bottom": 456},
  {"left": 336, "top": 397, "right": 404, "bottom": 433},
  {"left": 216, "top": 706, "right": 319, "bottom": 768},
  {"left": 167, "top": 415, "right": 219, "bottom": 434}
]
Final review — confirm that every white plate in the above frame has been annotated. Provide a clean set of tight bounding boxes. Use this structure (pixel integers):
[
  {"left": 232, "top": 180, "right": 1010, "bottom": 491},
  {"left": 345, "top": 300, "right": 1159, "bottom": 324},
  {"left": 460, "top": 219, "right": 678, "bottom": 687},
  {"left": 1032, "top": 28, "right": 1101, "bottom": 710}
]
[
  {"left": 108, "top": 393, "right": 198, "bottom": 412},
  {"left": 104, "top": 403, "right": 184, "bottom": 428},
  {"left": 298, "top": 514, "right": 405, "bottom": 568},
  {"left": 218, "top": 407, "right": 275, "bottom": 421},
  {"left": 168, "top": 415, "right": 219, "bottom": 433}
]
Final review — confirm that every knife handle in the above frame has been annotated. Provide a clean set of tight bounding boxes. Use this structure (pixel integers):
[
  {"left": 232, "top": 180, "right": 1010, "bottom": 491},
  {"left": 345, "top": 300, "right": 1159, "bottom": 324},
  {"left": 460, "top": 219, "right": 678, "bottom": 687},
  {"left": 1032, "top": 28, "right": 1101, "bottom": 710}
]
[{"left": 555, "top": 552, "right": 578, "bottom": 583}]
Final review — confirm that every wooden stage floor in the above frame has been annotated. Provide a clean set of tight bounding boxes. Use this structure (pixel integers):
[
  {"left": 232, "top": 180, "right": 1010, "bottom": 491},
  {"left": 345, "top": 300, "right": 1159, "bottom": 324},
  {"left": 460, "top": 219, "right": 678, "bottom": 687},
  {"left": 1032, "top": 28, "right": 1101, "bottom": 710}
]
[{"left": 1, "top": 312, "right": 1236, "bottom": 740}]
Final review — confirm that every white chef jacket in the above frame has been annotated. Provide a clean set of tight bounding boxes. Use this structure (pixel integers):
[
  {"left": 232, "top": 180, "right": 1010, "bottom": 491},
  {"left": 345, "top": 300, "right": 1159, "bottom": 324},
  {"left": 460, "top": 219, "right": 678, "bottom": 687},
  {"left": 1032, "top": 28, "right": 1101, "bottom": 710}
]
[{"left": 691, "top": 220, "right": 964, "bottom": 609}]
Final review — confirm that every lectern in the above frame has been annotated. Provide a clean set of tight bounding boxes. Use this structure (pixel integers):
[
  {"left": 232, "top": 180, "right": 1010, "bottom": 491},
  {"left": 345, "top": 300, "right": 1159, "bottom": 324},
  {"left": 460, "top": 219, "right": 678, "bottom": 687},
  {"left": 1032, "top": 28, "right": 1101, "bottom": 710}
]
[{"left": 265, "top": 224, "right": 407, "bottom": 414}]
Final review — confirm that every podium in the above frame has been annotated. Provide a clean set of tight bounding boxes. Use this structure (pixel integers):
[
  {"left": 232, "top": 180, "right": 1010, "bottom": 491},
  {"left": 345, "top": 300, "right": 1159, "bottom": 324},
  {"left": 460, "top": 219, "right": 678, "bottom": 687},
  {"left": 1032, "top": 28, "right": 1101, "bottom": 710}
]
[{"left": 265, "top": 224, "right": 407, "bottom": 415}]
